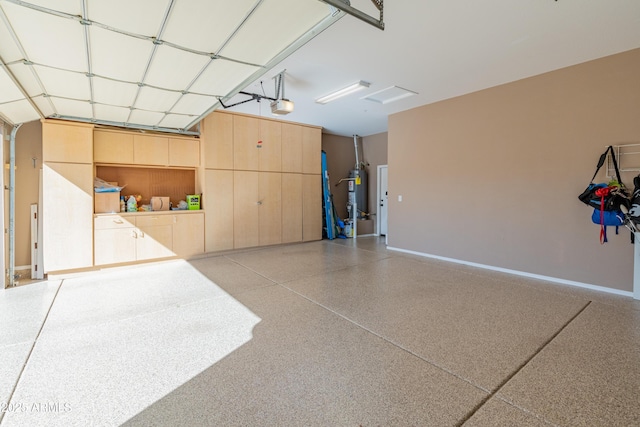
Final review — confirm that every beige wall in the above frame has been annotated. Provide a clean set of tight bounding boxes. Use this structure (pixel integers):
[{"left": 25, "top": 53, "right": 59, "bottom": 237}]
[
  {"left": 1, "top": 120, "right": 41, "bottom": 282},
  {"left": 388, "top": 48, "right": 640, "bottom": 292},
  {"left": 9, "top": 121, "right": 42, "bottom": 268}
]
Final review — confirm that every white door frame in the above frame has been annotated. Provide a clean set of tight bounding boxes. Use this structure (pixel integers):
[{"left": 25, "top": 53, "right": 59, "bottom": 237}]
[{"left": 376, "top": 164, "right": 388, "bottom": 239}]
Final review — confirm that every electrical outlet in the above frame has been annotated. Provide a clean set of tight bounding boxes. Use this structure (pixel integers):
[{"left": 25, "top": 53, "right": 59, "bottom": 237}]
[{"left": 398, "top": 195, "right": 403, "bottom": 202}]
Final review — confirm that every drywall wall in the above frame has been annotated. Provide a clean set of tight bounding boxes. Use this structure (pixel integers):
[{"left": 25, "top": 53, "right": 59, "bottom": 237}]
[
  {"left": 322, "top": 134, "right": 355, "bottom": 220},
  {"left": 388, "top": 48, "right": 640, "bottom": 292},
  {"left": 14, "top": 121, "right": 42, "bottom": 268},
  {"left": 322, "top": 132, "right": 388, "bottom": 225}
]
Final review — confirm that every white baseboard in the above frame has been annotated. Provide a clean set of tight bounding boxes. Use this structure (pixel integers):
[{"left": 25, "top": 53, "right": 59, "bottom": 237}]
[{"left": 386, "top": 246, "right": 634, "bottom": 298}]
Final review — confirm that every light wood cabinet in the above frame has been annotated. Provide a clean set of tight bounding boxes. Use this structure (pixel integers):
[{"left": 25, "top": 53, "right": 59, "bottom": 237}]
[
  {"left": 281, "top": 123, "right": 303, "bottom": 173},
  {"left": 133, "top": 134, "right": 169, "bottom": 165},
  {"left": 42, "top": 120, "right": 94, "bottom": 272},
  {"left": 259, "top": 172, "right": 282, "bottom": 246},
  {"left": 302, "top": 126, "right": 322, "bottom": 174},
  {"left": 233, "top": 171, "right": 260, "bottom": 248},
  {"left": 282, "top": 174, "right": 302, "bottom": 243},
  {"left": 94, "top": 213, "right": 204, "bottom": 266},
  {"left": 169, "top": 138, "right": 200, "bottom": 167},
  {"left": 136, "top": 215, "right": 174, "bottom": 260},
  {"left": 233, "top": 171, "right": 282, "bottom": 248},
  {"left": 204, "top": 169, "right": 234, "bottom": 252},
  {"left": 94, "top": 130, "right": 134, "bottom": 164},
  {"left": 95, "top": 131, "right": 199, "bottom": 167},
  {"left": 302, "top": 174, "right": 322, "bottom": 241},
  {"left": 94, "top": 215, "right": 137, "bottom": 265},
  {"left": 43, "top": 162, "right": 94, "bottom": 271},
  {"left": 233, "top": 115, "right": 282, "bottom": 171},
  {"left": 173, "top": 213, "right": 205, "bottom": 257},
  {"left": 42, "top": 120, "right": 93, "bottom": 163},
  {"left": 202, "top": 111, "right": 322, "bottom": 251},
  {"left": 203, "top": 111, "right": 233, "bottom": 169}
]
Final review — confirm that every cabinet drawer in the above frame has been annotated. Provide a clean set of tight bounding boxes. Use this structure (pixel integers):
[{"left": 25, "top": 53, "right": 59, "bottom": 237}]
[
  {"left": 135, "top": 215, "right": 174, "bottom": 227},
  {"left": 94, "top": 215, "right": 135, "bottom": 230}
]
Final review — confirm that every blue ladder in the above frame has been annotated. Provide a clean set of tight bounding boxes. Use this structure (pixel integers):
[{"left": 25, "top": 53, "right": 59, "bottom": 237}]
[{"left": 321, "top": 151, "right": 336, "bottom": 240}]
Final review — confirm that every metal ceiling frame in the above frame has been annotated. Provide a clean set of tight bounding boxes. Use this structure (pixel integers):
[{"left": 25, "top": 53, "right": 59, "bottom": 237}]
[
  {"left": 319, "top": 0, "right": 384, "bottom": 31},
  {"left": 183, "top": 6, "right": 347, "bottom": 131},
  {"left": 0, "top": 0, "right": 347, "bottom": 134}
]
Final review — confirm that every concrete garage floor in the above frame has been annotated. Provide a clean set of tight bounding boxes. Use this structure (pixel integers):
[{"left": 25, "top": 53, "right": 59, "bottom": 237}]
[{"left": 0, "top": 237, "right": 639, "bottom": 426}]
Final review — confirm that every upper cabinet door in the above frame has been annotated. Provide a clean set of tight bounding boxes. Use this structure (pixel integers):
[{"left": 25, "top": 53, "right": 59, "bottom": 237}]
[
  {"left": 302, "top": 126, "right": 322, "bottom": 174},
  {"left": 94, "top": 130, "right": 134, "bottom": 164},
  {"left": 258, "top": 119, "right": 282, "bottom": 172},
  {"left": 169, "top": 138, "right": 200, "bottom": 167},
  {"left": 203, "top": 112, "right": 233, "bottom": 169},
  {"left": 234, "top": 115, "right": 281, "bottom": 172},
  {"left": 233, "top": 115, "right": 260, "bottom": 171},
  {"left": 42, "top": 121, "right": 93, "bottom": 164},
  {"left": 281, "top": 123, "right": 303, "bottom": 173},
  {"left": 133, "top": 134, "right": 169, "bottom": 166}
]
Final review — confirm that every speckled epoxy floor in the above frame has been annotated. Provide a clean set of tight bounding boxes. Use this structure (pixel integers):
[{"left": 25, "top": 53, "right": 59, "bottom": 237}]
[{"left": 1, "top": 237, "right": 639, "bottom": 426}]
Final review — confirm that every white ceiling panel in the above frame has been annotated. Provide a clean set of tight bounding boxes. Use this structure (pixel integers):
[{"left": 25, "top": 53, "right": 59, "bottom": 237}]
[
  {"left": 158, "top": 113, "right": 196, "bottom": 130},
  {"left": 31, "top": 95, "right": 55, "bottom": 117},
  {"left": 89, "top": 26, "right": 153, "bottom": 83},
  {"left": 7, "top": 63, "right": 42, "bottom": 97},
  {"left": 1, "top": 1, "right": 86, "bottom": 72},
  {"left": 92, "top": 77, "right": 138, "bottom": 107},
  {"left": 0, "top": 0, "right": 343, "bottom": 129},
  {"left": 87, "top": 0, "right": 170, "bottom": 37},
  {"left": 0, "top": 99, "right": 40, "bottom": 124},
  {"left": 162, "top": 0, "right": 256, "bottom": 54},
  {"left": 128, "top": 109, "right": 165, "bottom": 127},
  {"left": 134, "top": 86, "right": 182, "bottom": 112},
  {"left": 37, "top": 67, "right": 90, "bottom": 100},
  {"left": 50, "top": 97, "right": 92, "bottom": 118},
  {"left": 144, "top": 45, "right": 210, "bottom": 91},
  {"left": 0, "top": 5, "right": 24, "bottom": 63},
  {"left": 172, "top": 93, "right": 218, "bottom": 115},
  {"left": 189, "top": 59, "right": 260, "bottom": 96},
  {"left": 221, "top": 0, "right": 330, "bottom": 65},
  {"left": 93, "top": 104, "right": 130, "bottom": 123},
  {"left": 0, "top": 66, "right": 24, "bottom": 102},
  {"left": 25, "top": 0, "right": 81, "bottom": 16}
]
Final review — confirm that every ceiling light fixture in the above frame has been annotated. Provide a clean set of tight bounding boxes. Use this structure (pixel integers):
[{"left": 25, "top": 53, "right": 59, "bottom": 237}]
[{"left": 315, "top": 80, "right": 370, "bottom": 104}]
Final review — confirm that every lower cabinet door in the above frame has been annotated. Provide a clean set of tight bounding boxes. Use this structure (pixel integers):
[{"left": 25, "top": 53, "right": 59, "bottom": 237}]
[
  {"left": 94, "top": 228, "right": 136, "bottom": 265},
  {"left": 136, "top": 225, "right": 174, "bottom": 260},
  {"left": 173, "top": 213, "right": 205, "bottom": 257}
]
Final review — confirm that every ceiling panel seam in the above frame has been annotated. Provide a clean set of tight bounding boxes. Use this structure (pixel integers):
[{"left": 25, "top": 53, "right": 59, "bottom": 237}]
[
  {"left": 0, "top": 3, "right": 46, "bottom": 119},
  {"left": 81, "top": 0, "right": 95, "bottom": 121},
  {"left": 127, "top": 0, "right": 177, "bottom": 126}
]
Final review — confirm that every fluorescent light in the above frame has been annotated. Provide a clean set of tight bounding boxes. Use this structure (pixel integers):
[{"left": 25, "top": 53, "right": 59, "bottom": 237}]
[
  {"left": 315, "top": 80, "right": 370, "bottom": 104},
  {"left": 362, "top": 86, "right": 418, "bottom": 104}
]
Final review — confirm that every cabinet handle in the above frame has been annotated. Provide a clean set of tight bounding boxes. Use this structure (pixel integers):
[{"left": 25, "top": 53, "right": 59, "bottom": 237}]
[
  {"left": 113, "top": 219, "right": 123, "bottom": 224},
  {"left": 256, "top": 201, "right": 263, "bottom": 205},
  {"left": 132, "top": 230, "right": 137, "bottom": 239}
]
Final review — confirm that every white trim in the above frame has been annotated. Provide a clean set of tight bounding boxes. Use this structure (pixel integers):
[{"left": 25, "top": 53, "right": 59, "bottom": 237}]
[
  {"left": 387, "top": 246, "right": 634, "bottom": 298},
  {"left": 634, "top": 232, "right": 640, "bottom": 300},
  {"left": 376, "top": 164, "right": 388, "bottom": 237}
]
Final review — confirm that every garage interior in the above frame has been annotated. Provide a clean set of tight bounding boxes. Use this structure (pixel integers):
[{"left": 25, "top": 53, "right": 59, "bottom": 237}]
[{"left": 1, "top": 1, "right": 640, "bottom": 426}]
